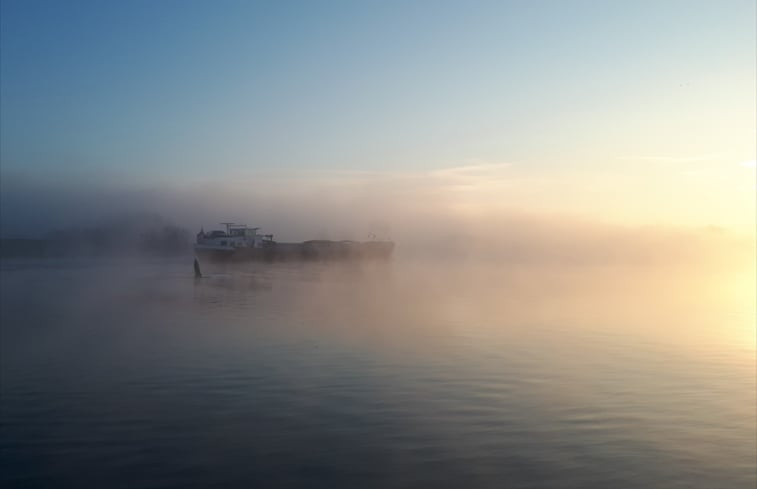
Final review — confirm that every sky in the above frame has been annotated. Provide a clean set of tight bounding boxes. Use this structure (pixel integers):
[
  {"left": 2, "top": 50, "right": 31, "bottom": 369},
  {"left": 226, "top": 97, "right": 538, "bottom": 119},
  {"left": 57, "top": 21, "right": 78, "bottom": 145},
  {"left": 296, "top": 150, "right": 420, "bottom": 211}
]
[{"left": 1, "top": 0, "right": 755, "bottom": 236}]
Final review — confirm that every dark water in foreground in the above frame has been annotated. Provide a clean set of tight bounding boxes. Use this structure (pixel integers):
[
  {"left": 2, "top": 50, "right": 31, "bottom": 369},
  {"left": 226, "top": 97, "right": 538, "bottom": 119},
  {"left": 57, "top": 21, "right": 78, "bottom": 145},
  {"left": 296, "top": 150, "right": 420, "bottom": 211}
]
[{"left": 1, "top": 258, "right": 754, "bottom": 488}]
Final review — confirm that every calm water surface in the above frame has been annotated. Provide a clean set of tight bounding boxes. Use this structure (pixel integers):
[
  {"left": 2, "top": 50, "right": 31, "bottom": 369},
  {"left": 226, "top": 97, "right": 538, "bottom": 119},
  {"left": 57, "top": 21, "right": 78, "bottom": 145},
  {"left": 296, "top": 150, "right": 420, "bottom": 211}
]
[{"left": 1, "top": 258, "right": 754, "bottom": 488}]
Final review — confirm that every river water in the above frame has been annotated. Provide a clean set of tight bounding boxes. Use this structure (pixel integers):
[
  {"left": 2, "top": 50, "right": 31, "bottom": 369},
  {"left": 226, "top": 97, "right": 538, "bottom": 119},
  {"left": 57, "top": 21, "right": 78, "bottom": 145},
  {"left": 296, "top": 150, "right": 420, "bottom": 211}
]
[{"left": 1, "top": 257, "right": 754, "bottom": 488}]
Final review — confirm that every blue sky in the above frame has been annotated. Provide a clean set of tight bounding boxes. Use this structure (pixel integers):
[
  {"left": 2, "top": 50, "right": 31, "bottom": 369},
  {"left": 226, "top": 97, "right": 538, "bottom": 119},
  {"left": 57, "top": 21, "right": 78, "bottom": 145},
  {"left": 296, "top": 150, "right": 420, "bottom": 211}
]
[{"left": 1, "top": 0, "right": 755, "bottom": 232}]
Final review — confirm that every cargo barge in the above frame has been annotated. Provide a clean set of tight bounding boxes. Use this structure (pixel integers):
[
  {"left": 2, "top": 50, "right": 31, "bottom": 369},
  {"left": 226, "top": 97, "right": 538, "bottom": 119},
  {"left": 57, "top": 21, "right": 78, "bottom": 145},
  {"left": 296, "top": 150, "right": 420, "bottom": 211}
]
[{"left": 194, "top": 223, "right": 394, "bottom": 261}]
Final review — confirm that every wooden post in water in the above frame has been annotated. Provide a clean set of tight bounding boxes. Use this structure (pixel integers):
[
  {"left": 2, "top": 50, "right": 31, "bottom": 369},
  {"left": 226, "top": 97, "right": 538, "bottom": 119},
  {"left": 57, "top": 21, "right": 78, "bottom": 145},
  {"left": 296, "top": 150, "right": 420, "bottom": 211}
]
[{"left": 194, "top": 257, "right": 202, "bottom": 278}]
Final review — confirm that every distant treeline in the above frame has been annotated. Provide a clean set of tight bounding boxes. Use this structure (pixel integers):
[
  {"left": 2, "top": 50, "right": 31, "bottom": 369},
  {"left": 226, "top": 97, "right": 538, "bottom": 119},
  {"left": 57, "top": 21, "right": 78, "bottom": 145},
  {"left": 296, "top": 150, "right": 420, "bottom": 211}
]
[{"left": 0, "top": 214, "right": 191, "bottom": 258}]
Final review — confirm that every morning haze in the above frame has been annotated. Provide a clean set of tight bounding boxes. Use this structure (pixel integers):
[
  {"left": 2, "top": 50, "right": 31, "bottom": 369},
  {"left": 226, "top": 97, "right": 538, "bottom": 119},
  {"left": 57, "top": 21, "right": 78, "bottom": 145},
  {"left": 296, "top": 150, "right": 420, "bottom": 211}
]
[{"left": 1, "top": 1, "right": 754, "bottom": 488}]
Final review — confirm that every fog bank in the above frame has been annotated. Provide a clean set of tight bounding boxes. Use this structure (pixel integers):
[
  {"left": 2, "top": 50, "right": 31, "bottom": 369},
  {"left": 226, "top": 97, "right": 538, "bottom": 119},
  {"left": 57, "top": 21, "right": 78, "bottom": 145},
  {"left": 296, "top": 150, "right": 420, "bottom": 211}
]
[{"left": 1, "top": 171, "right": 753, "bottom": 269}]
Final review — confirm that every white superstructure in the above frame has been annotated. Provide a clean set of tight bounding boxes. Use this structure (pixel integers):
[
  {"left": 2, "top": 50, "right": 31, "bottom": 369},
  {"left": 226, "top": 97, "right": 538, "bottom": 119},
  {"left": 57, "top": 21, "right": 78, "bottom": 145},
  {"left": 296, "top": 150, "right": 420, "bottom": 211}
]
[{"left": 195, "top": 223, "right": 272, "bottom": 252}]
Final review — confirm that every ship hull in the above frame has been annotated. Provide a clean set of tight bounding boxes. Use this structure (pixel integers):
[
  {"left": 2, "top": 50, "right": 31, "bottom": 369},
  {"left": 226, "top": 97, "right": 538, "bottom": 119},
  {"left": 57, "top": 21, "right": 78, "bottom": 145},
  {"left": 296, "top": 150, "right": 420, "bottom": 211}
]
[{"left": 195, "top": 241, "right": 394, "bottom": 262}]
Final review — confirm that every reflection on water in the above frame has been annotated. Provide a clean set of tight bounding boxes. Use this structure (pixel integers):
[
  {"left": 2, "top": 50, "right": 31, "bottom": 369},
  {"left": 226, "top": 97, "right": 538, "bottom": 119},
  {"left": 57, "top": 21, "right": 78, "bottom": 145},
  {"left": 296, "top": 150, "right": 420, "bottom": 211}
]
[{"left": 1, "top": 258, "right": 754, "bottom": 488}]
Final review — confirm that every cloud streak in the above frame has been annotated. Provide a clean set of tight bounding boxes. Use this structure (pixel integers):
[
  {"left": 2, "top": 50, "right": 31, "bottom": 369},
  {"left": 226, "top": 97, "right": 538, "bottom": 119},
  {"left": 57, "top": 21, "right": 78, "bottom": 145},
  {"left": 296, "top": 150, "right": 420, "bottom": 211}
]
[{"left": 616, "top": 154, "right": 724, "bottom": 163}]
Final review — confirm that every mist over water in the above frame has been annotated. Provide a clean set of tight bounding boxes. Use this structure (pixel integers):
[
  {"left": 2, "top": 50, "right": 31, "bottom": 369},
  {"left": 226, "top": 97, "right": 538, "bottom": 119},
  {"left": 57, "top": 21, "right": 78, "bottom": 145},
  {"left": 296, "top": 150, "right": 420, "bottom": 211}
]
[
  {"left": 1, "top": 141, "right": 754, "bottom": 489},
  {"left": 1, "top": 175, "right": 755, "bottom": 488},
  {"left": 1, "top": 250, "right": 754, "bottom": 488},
  {"left": 1, "top": 166, "right": 755, "bottom": 489}
]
